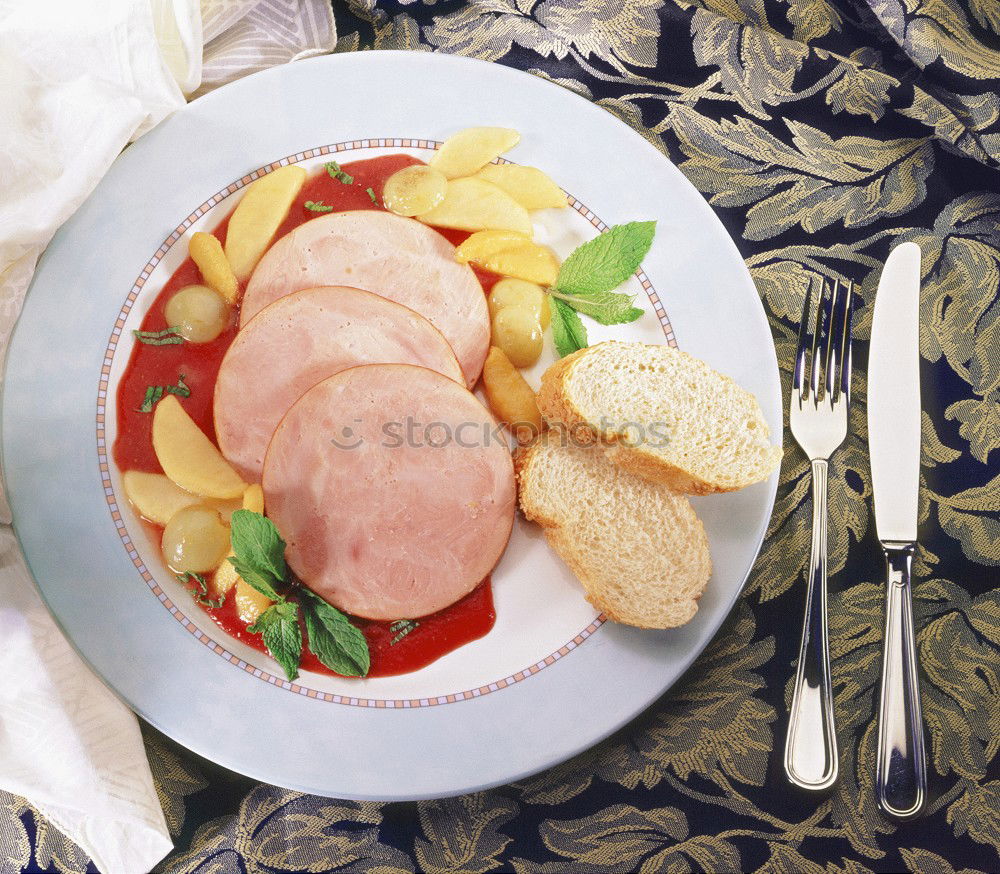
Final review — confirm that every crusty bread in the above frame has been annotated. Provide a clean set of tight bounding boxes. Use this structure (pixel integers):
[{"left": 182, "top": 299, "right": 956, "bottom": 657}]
[
  {"left": 537, "top": 341, "right": 782, "bottom": 495},
  {"left": 514, "top": 433, "right": 712, "bottom": 628}
]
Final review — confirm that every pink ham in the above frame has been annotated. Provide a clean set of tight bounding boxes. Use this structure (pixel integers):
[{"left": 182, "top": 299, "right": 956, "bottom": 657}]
[
  {"left": 263, "top": 364, "right": 515, "bottom": 620},
  {"left": 214, "top": 286, "right": 463, "bottom": 483},
  {"left": 242, "top": 211, "right": 490, "bottom": 386}
]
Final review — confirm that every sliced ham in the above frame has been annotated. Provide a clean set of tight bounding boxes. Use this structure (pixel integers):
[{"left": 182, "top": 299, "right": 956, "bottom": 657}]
[
  {"left": 214, "top": 286, "right": 463, "bottom": 483},
  {"left": 242, "top": 210, "right": 490, "bottom": 386},
  {"left": 263, "top": 364, "right": 515, "bottom": 620}
]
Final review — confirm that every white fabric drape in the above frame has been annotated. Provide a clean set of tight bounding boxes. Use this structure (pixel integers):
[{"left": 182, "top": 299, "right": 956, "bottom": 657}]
[{"left": 0, "top": 2, "right": 335, "bottom": 871}]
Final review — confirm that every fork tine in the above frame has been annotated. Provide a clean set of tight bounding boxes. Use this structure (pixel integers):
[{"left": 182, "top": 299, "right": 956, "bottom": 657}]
[
  {"left": 811, "top": 278, "right": 834, "bottom": 401},
  {"left": 841, "top": 281, "right": 854, "bottom": 403},
  {"left": 794, "top": 279, "right": 814, "bottom": 398},
  {"left": 827, "top": 280, "right": 846, "bottom": 401}
]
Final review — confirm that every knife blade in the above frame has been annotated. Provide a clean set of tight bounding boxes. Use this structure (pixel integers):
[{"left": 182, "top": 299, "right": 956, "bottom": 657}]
[
  {"left": 868, "top": 240, "right": 927, "bottom": 820},
  {"left": 869, "top": 241, "right": 921, "bottom": 543}
]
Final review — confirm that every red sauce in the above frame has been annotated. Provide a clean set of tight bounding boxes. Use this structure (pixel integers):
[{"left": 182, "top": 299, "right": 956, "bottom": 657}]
[
  {"left": 201, "top": 576, "right": 495, "bottom": 678},
  {"left": 114, "top": 155, "right": 499, "bottom": 678}
]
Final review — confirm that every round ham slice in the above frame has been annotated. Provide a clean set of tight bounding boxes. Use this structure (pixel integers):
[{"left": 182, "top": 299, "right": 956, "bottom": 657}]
[
  {"left": 214, "top": 286, "right": 463, "bottom": 482},
  {"left": 242, "top": 210, "right": 490, "bottom": 386},
  {"left": 263, "top": 364, "right": 515, "bottom": 620}
]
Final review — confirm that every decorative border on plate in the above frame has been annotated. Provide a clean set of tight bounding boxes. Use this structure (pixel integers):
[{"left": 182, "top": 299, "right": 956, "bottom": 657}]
[{"left": 96, "top": 139, "right": 677, "bottom": 707}]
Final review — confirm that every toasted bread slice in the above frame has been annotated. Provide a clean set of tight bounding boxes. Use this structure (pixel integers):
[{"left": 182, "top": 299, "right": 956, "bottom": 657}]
[
  {"left": 537, "top": 341, "right": 782, "bottom": 495},
  {"left": 514, "top": 433, "right": 711, "bottom": 628}
]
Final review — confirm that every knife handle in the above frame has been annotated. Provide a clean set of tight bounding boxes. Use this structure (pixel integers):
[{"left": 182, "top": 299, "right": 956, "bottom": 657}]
[
  {"left": 876, "top": 542, "right": 927, "bottom": 819},
  {"left": 784, "top": 459, "right": 839, "bottom": 791}
]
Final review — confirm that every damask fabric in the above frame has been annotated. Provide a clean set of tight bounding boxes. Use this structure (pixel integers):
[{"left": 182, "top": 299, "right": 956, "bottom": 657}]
[{"left": 3, "top": 0, "right": 999, "bottom": 871}]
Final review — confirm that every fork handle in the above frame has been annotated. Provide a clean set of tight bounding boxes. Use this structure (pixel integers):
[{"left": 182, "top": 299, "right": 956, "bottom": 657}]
[
  {"left": 784, "top": 459, "right": 839, "bottom": 790},
  {"left": 876, "top": 542, "right": 927, "bottom": 819}
]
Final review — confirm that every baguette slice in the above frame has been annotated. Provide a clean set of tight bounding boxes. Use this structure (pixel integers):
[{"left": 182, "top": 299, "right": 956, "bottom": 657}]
[
  {"left": 515, "top": 433, "right": 711, "bottom": 628},
  {"left": 537, "top": 341, "right": 782, "bottom": 495}
]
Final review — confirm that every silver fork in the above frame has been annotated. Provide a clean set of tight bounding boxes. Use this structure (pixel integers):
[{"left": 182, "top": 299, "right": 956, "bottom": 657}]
[{"left": 784, "top": 276, "right": 854, "bottom": 791}]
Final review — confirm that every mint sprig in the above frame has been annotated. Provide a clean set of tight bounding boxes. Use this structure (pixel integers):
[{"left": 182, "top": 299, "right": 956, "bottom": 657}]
[
  {"left": 389, "top": 619, "right": 418, "bottom": 645},
  {"left": 546, "top": 221, "right": 656, "bottom": 356},
  {"left": 555, "top": 221, "right": 656, "bottom": 295},
  {"left": 176, "top": 571, "right": 224, "bottom": 609},
  {"left": 548, "top": 290, "right": 644, "bottom": 326},
  {"left": 226, "top": 511, "right": 370, "bottom": 680},
  {"left": 324, "top": 161, "right": 354, "bottom": 185},
  {"left": 228, "top": 510, "right": 287, "bottom": 598},
  {"left": 137, "top": 373, "right": 190, "bottom": 412},
  {"left": 133, "top": 326, "right": 184, "bottom": 346},
  {"left": 301, "top": 591, "right": 370, "bottom": 677},
  {"left": 249, "top": 601, "right": 302, "bottom": 681},
  {"left": 549, "top": 297, "right": 588, "bottom": 358}
]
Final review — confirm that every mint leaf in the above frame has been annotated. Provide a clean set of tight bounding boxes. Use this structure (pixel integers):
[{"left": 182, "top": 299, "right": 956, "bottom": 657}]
[
  {"left": 550, "top": 297, "right": 588, "bottom": 358},
  {"left": 323, "top": 161, "right": 353, "bottom": 185},
  {"left": 133, "top": 326, "right": 184, "bottom": 345},
  {"left": 176, "top": 571, "right": 223, "bottom": 609},
  {"left": 249, "top": 601, "right": 302, "bottom": 681},
  {"left": 138, "top": 385, "right": 163, "bottom": 412},
  {"left": 137, "top": 373, "right": 190, "bottom": 412},
  {"left": 554, "top": 221, "right": 656, "bottom": 296},
  {"left": 169, "top": 374, "right": 190, "bottom": 398},
  {"left": 550, "top": 290, "right": 644, "bottom": 326},
  {"left": 389, "top": 619, "right": 418, "bottom": 645},
  {"left": 304, "top": 200, "right": 333, "bottom": 213},
  {"left": 228, "top": 510, "right": 287, "bottom": 598},
  {"left": 227, "top": 557, "right": 282, "bottom": 601},
  {"left": 300, "top": 590, "right": 370, "bottom": 677}
]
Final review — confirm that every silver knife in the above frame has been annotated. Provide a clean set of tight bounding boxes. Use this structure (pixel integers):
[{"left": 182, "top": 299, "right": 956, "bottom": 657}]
[{"left": 868, "top": 241, "right": 927, "bottom": 819}]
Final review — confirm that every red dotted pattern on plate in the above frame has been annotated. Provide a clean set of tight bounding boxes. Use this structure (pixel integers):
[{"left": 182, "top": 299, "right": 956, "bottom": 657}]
[{"left": 96, "top": 139, "right": 678, "bottom": 707}]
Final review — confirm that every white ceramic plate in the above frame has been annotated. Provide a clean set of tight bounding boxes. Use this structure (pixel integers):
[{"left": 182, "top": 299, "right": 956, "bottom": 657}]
[{"left": 2, "top": 52, "right": 781, "bottom": 799}]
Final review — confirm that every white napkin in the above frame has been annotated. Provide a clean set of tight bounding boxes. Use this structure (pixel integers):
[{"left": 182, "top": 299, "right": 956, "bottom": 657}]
[{"left": 0, "top": 1, "right": 335, "bottom": 871}]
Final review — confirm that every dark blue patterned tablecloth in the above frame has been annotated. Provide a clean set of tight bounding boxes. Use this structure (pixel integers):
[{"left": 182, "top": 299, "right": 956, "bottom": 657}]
[{"left": 3, "top": 1, "right": 999, "bottom": 871}]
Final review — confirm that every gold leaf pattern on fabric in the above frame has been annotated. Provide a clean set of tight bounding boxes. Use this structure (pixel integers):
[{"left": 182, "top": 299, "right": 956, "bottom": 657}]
[
  {"left": 899, "top": 846, "right": 990, "bottom": 874},
  {"left": 898, "top": 86, "right": 1000, "bottom": 165},
  {"left": 414, "top": 792, "right": 518, "bottom": 873},
  {"left": 513, "top": 604, "right": 774, "bottom": 806},
  {"left": 946, "top": 782, "right": 1000, "bottom": 854},
  {"left": 371, "top": 14, "right": 429, "bottom": 52},
  {"left": 162, "top": 787, "right": 414, "bottom": 873},
  {"left": 527, "top": 67, "right": 594, "bottom": 98},
  {"left": 923, "top": 409, "right": 963, "bottom": 466},
  {"left": 143, "top": 729, "right": 207, "bottom": 837},
  {"left": 946, "top": 396, "right": 1000, "bottom": 463},
  {"left": 919, "top": 194, "right": 1000, "bottom": 394},
  {"left": 687, "top": 0, "right": 782, "bottom": 35},
  {"left": 0, "top": 793, "right": 31, "bottom": 872},
  {"left": 424, "top": 2, "right": 570, "bottom": 62},
  {"left": 889, "top": 0, "right": 1000, "bottom": 78},
  {"left": 918, "top": 589, "right": 1000, "bottom": 779},
  {"left": 30, "top": 812, "right": 94, "bottom": 874},
  {"left": 668, "top": 104, "right": 934, "bottom": 239},
  {"left": 690, "top": 6, "right": 810, "bottom": 116},
  {"left": 782, "top": 0, "right": 842, "bottom": 41},
  {"left": 534, "top": 0, "right": 664, "bottom": 69},
  {"left": 758, "top": 841, "right": 826, "bottom": 873},
  {"left": 644, "top": 604, "right": 775, "bottom": 787},
  {"left": 930, "top": 471, "right": 1000, "bottom": 565},
  {"left": 749, "top": 258, "right": 815, "bottom": 321},
  {"left": 968, "top": 0, "right": 1000, "bottom": 31},
  {"left": 530, "top": 804, "right": 746, "bottom": 873},
  {"left": 824, "top": 49, "right": 897, "bottom": 121},
  {"left": 596, "top": 96, "right": 669, "bottom": 153}
]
